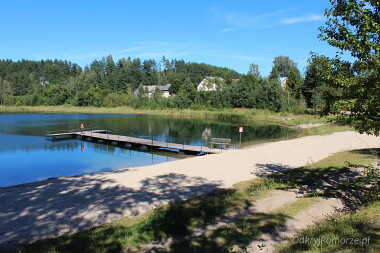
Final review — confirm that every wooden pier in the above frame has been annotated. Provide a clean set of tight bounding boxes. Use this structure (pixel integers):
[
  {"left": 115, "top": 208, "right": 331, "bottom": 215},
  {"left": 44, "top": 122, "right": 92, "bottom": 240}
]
[{"left": 46, "top": 130, "right": 222, "bottom": 154}]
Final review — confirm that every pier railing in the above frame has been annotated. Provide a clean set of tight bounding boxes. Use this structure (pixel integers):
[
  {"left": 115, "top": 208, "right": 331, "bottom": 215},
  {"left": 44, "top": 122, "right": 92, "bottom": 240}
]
[{"left": 45, "top": 128, "right": 238, "bottom": 152}]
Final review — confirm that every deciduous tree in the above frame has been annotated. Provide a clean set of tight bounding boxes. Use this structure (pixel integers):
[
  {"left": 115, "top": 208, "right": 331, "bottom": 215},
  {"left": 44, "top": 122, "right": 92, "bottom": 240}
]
[
  {"left": 273, "top": 56, "right": 297, "bottom": 77},
  {"left": 314, "top": 0, "right": 380, "bottom": 135}
]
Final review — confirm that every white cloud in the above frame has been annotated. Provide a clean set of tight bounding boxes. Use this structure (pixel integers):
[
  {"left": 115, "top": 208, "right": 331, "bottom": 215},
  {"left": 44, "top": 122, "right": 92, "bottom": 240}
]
[
  {"left": 220, "top": 27, "right": 236, "bottom": 33},
  {"left": 57, "top": 40, "right": 216, "bottom": 65},
  {"left": 115, "top": 41, "right": 217, "bottom": 60},
  {"left": 280, "top": 14, "right": 324, "bottom": 25},
  {"left": 114, "top": 46, "right": 141, "bottom": 56},
  {"left": 214, "top": 8, "right": 293, "bottom": 30},
  {"left": 213, "top": 6, "right": 322, "bottom": 31}
]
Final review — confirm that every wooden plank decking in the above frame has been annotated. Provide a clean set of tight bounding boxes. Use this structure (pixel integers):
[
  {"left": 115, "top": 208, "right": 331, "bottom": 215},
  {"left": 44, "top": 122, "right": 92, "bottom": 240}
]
[{"left": 46, "top": 130, "right": 222, "bottom": 154}]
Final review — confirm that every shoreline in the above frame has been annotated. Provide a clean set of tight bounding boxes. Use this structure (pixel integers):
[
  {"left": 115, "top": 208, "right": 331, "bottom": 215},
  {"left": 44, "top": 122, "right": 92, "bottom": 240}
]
[
  {"left": 0, "top": 136, "right": 294, "bottom": 190},
  {"left": 0, "top": 131, "right": 379, "bottom": 248},
  {"left": 0, "top": 105, "right": 330, "bottom": 128}
]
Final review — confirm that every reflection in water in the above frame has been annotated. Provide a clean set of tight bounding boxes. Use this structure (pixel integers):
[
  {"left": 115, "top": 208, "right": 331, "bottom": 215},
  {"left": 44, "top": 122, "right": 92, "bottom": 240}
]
[{"left": 0, "top": 113, "right": 297, "bottom": 187}]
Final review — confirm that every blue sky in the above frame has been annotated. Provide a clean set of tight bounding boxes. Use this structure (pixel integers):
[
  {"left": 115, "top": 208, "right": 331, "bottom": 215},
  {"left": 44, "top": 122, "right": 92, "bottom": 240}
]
[{"left": 0, "top": 0, "right": 337, "bottom": 76}]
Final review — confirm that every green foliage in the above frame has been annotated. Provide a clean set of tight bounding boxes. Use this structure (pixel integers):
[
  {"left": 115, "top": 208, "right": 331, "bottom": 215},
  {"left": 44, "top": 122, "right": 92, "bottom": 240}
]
[
  {"left": 76, "top": 87, "right": 107, "bottom": 107},
  {"left": 151, "top": 86, "right": 163, "bottom": 102},
  {"left": 314, "top": 0, "right": 380, "bottom": 135},
  {"left": 287, "top": 66, "right": 303, "bottom": 99},
  {"left": 103, "top": 93, "right": 126, "bottom": 107},
  {"left": 303, "top": 61, "right": 324, "bottom": 107},
  {"left": 248, "top": 63, "right": 260, "bottom": 79},
  {"left": 268, "top": 66, "right": 279, "bottom": 80},
  {"left": 279, "top": 201, "right": 380, "bottom": 253},
  {"left": 168, "top": 79, "right": 181, "bottom": 95},
  {"left": 43, "top": 84, "right": 68, "bottom": 106},
  {"left": 0, "top": 78, "right": 13, "bottom": 105},
  {"left": 212, "top": 69, "right": 232, "bottom": 84},
  {"left": 174, "top": 78, "right": 198, "bottom": 108},
  {"left": 137, "top": 84, "right": 148, "bottom": 99},
  {"left": 0, "top": 56, "right": 297, "bottom": 112},
  {"left": 273, "top": 56, "right": 297, "bottom": 77}
]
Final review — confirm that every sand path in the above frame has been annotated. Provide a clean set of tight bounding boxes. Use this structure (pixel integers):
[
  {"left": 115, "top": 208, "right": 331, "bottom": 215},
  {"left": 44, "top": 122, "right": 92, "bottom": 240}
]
[{"left": 0, "top": 131, "right": 379, "bottom": 248}]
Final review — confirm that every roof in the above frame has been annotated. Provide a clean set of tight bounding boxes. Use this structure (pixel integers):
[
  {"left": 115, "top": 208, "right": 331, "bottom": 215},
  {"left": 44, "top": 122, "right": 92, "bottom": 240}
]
[
  {"left": 204, "top": 76, "right": 224, "bottom": 81},
  {"left": 134, "top": 84, "right": 171, "bottom": 95}
]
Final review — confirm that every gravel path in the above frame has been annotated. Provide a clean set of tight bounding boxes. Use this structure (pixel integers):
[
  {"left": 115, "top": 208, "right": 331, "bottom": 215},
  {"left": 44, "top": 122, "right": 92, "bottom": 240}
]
[
  {"left": 0, "top": 131, "right": 379, "bottom": 249},
  {"left": 247, "top": 198, "right": 344, "bottom": 253}
]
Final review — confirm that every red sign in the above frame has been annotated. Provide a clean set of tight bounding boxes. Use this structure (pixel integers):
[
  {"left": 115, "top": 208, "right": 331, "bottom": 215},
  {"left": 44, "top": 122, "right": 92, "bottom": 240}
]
[
  {"left": 239, "top": 127, "right": 243, "bottom": 133},
  {"left": 80, "top": 124, "right": 84, "bottom": 130}
]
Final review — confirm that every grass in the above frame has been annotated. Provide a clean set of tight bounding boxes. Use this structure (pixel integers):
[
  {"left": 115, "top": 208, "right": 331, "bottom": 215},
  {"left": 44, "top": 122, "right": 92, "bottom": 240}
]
[
  {"left": 278, "top": 201, "right": 380, "bottom": 253},
  {"left": 0, "top": 105, "right": 326, "bottom": 125},
  {"left": 270, "top": 197, "right": 322, "bottom": 217},
  {"left": 299, "top": 124, "right": 353, "bottom": 136},
  {"left": 168, "top": 197, "right": 322, "bottom": 253},
  {"left": 17, "top": 149, "right": 379, "bottom": 252}
]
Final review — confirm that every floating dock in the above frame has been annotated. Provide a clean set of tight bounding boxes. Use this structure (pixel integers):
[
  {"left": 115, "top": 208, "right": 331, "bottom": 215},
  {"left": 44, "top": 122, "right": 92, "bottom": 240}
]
[{"left": 46, "top": 130, "right": 222, "bottom": 154}]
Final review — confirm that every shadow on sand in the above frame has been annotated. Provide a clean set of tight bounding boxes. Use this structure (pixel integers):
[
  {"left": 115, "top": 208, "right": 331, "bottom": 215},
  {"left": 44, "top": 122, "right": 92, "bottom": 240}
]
[{"left": 0, "top": 170, "right": 221, "bottom": 250}]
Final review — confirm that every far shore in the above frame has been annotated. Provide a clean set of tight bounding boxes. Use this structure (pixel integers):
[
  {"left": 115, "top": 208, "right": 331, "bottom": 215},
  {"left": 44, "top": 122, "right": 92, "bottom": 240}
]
[{"left": 0, "top": 105, "right": 349, "bottom": 131}]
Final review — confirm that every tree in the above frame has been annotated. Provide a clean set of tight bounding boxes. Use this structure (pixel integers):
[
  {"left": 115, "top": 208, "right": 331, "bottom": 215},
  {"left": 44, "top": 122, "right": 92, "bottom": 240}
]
[
  {"left": 174, "top": 78, "right": 197, "bottom": 108},
  {"left": 43, "top": 84, "right": 68, "bottom": 105},
  {"left": 230, "top": 75, "right": 257, "bottom": 108},
  {"left": 137, "top": 84, "right": 148, "bottom": 99},
  {"left": 248, "top": 63, "right": 260, "bottom": 79},
  {"left": 142, "top": 59, "right": 158, "bottom": 85},
  {"left": 168, "top": 79, "right": 181, "bottom": 95},
  {"left": 273, "top": 56, "right": 297, "bottom": 77},
  {"left": 303, "top": 61, "right": 323, "bottom": 107},
  {"left": 268, "top": 66, "right": 279, "bottom": 80},
  {"left": 213, "top": 69, "right": 232, "bottom": 84},
  {"left": 152, "top": 86, "right": 163, "bottom": 101},
  {"left": 286, "top": 66, "right": 303, "bottom": 99},
  {"left": 263, "top": 78, "right": 284, "bottom": 112},
  {"left": 0, "top": 79, "right": 13, "bottom": 105},
  {"left": 315, "top": 0, "right": 380, "bottom": 135}
]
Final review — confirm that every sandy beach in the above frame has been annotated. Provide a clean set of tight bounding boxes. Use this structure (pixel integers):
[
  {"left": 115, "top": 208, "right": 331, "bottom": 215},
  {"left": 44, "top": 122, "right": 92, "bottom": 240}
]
[{"left": 0, "top": 131, "right": 379, "bottom": 248}]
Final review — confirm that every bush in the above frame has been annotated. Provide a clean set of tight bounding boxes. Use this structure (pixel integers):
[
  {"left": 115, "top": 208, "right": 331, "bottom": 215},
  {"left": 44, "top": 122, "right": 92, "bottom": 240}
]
[{"left": 3, "top": 96, "right": 17, "bottom": 106}]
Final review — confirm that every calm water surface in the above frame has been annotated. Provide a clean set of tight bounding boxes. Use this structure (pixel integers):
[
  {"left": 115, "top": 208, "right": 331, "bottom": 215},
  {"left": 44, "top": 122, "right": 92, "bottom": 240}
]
[{"left": 0, "top": 113, "right": 297, "bottom": 187}]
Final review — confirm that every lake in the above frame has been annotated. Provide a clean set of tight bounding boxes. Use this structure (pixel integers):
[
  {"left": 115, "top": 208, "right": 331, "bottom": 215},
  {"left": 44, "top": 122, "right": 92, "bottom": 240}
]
[{"left": 0, "top": 112, "right": 297, "bottom": 187}]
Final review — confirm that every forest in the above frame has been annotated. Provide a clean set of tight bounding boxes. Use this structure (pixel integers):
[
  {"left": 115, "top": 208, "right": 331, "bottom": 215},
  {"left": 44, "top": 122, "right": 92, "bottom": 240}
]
[{"left": 0, "top": 55, "right": 324, "bottom": 112}]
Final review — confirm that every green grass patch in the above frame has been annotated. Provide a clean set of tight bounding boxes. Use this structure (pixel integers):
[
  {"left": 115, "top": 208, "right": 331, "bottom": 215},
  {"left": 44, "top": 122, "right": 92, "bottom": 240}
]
[
  {"left": 299, "top": 124, "right": 353, "bottom": 137},
  {"left": 271, "top": 197, "right": 322, "bottom": 217},
  {"left": 168, "top": 197, "right": 321, "bottom": 252},
  {"left": 278, "top": 201, "right": 380, "bottom": 253},
  {"left": 268, "top": 149, "right": 378, "bottom": 190}
]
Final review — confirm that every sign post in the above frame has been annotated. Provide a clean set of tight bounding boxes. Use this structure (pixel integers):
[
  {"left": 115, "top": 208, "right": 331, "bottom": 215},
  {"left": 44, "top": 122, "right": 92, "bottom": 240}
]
[{"left": 239, "top": 127, "right": 243, "bottom": 149}]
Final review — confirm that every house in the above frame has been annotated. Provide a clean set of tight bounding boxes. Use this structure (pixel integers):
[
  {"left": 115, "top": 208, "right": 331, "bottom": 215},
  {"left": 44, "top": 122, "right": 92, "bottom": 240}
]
[
  {"left": 279, "top": 77, "right": 288, "bottom": 89},
  {"left": 134, "top": 84, "right": 171, "bottom": 98},
  {"left": 197, "top": 76, "right": 224, "bottom": 91}
]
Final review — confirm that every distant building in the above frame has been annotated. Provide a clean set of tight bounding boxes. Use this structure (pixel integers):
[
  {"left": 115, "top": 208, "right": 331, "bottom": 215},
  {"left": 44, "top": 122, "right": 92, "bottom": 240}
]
[
  {"left": 197, "top": 76, "right": 224, "bottom": 91},
  {"left": 279, "top": 77, "right": 288, "bottom": 89},
  {"left": 134, "top": 84, "right": 171, "bottom": 98}
]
